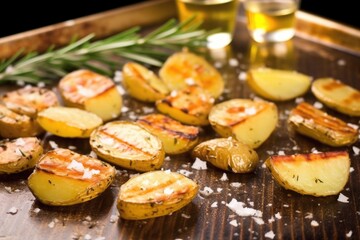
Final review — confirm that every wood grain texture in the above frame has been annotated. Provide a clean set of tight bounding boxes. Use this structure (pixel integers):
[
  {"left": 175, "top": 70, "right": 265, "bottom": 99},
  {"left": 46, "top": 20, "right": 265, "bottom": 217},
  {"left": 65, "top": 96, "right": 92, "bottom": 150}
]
[{"left": 0, "top": 1, "right": 359, "bottom": 240}]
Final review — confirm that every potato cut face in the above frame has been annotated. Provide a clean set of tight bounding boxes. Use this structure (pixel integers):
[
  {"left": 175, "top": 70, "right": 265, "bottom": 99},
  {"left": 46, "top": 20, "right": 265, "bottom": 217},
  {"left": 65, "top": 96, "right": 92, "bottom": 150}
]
[
  {"left": 209, "top": 98, "right": 278, "bottom": 148},
  {"left": 265, "top": 151, "right": 350, "bottom": 196},
  {"left": 0, "top": 137, "right": 43, "bottom": 174},
  {"left": 37, "top": 106, "right": 103, "bottom": 138},
  {"left": 27, "top": 148, "right": 116, "bottom": 206},
  {"left": 58, "top": 69, "right": 122, "bottom": 121},
  {"left": 192, "top": 137, "right": 259, "bottom": 173},
  {"left": 247, "top": 68, "right": 312, "bottom": 101},
  {"left": 117, "top": 170, "right": 198, "bottom": 220},
  {"left": 90, "top": 121, "right": 165, "bottom": 172},
  {"left": 122, "top": 62, "right": 169, "bottom": 102},
  {"left": 1, "top": 86, "right": 59, "bottom": 117},
  {"left": 288, "top": 102, "right": 359, "bottom": 146},
  {"left": 137, "top": 113, "right": 200, "bottom": 154},
  {"left": 311, "top": 78, "right": 360, "bottom": 116},
  {"left": 0, "top": 104, "right": 42, "bottom": 138},
  {"left": 155, "top": 85, "right": 214, "bottom": 126},
  {"left": 159, "top": 51, "right": 224, "bottom": 98}
]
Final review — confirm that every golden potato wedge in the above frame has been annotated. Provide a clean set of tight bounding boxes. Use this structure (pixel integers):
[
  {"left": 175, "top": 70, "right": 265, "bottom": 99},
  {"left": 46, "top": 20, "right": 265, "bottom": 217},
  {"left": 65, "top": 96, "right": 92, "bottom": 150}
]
[
  {"left": 247, "top": 68, "right": 312, "bottom": 101},
  {"left": 137, "top": 113, "right": 200, "bottom": 154},
  {"left": 37, "top": 106, "right": 103, "bottom": 138},
  {"left": 311, "top": 78, "right": 360, "bottom": 116},
  {"left": 58, "top": 69, "right": 122, "bottom": 121},
  {"left": 122, "top": 62, "right": 169, "bottom": 102},
  {"left": 288, "top": 102, "right": 359, "bottom": 146},
  {"left": 0, "top": 137, "right": 43, "bottom": 174},
  {"left": 192, "top": 137, "right": 259, "bottom": 173},
  {"left": 90, "top": 121, "right": 165, "bottom": 172},
  {"left": 209, "top": 98, "right": 278, "bottom": 148},
  {"left": 159, "top": 51, "right": 224, "bottom": 98},
  {"left": 265, "top": 151, "right": 350, "bottom": 196},
  {"left": 0, "top": 104, "right": 42, "bottom": 138},
  {"left": 28, "top": 148, "right": 116, "bottom": 206},
  {"left": 155, "top": 85, "right": 214, "bottom": 126},
  {"left": 117, "top": 170, "right": 198, "bottom": 220}
]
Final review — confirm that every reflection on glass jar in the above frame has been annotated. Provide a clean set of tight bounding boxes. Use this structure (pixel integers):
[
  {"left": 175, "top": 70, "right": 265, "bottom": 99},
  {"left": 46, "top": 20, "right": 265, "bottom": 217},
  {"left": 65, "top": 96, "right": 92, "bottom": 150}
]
[{"left": 248, "top": 39, "right": 296, "bottom": 69}]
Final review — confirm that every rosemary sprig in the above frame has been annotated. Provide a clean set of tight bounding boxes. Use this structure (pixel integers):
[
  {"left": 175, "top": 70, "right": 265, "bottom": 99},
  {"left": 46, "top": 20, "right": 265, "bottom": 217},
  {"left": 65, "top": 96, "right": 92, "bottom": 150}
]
[{"left": 0, "top": 16, "right": 214, "bottom": 85}]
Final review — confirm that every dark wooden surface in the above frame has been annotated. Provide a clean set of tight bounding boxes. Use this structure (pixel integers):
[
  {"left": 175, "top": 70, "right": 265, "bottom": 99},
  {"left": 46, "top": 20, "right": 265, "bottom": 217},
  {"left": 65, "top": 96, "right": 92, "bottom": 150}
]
[{"left": 0, "top": 2, "right": 360, "bottom": 240}]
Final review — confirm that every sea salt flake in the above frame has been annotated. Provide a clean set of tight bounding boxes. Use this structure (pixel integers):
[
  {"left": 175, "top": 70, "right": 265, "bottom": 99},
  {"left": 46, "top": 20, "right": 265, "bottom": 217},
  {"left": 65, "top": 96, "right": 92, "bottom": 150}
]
[
  {"left": 211, "top": 201, "right": 218, "bottom": 208},
  {"left": 67, "top": 160, "right": 84, "bottom": 172},
  {"left": 313, "top": 101, "right": 323, "bottom": 109},
  {"left": 199, "top": 186, "right": 214, "bottom": 196},
  {"left": 337, "top": 59, "right": 346, "bottom": 66},
  {"left": 350, "top": 167, "right": 354, "bottom": 173},
  {"left": 305, "top": 212, "right": 313, "bottom": 219},
  {"left": 352, "top": 146, "right": 360, "bottom": 156},
  {"left": 82, "top": 169, "right": 100, "bottom": 179},
  {"left": 217, "top": 188, "right": 223, "bottom": 193},
  {"left": 48, "top": 221, "right": 55, "bottom": 228},
  {"left": 89, "top": 151, "right": 97, "bottom": 158},
  {"left": 33, "top": 208, "right": 41, "bottom": 214},
  {"left": 84, "top": 234, "right": 92, "bottom": 240},
  {"left": 253, "top": 217, "right": 265, "bottom": 225},
  {"left": 49, "top": 140, "right": 58, "bottom": 149},
  {"left": 230, "top": 182, "right": 242, "bottom": 188},
  {"left": 191, "top": 158, "right": 207, "bottom": 170},
  {"left": 238, "top": 71, "right": 247, "bottom": 81},
  {"left": 295, "top": 97, "right": 304, "bottom": 104},
  {"left": 275, "top": 212, "right": 282, "bottom": 219},
  {"left": 347, "top": 123, "right": 359, "bottom": 130},
  {"left": 220, "top": 173, "right": 229, "bottom": 181},
  {"left": 265, "top": 230, "right": 275, "bottom": 239},
  {"left": 229, "top": 219, "right": 239, "bottom": 227},
  {"left": 178, "top": 169, "right": 193, "bottom": 177},
  {"left": 7, "top": 207, "right": 18, "bottom": 215},
  {"left": 268, "top": 216, "right": 275, "bottom": 223},
  {"left": 226, "top": 198, "right": 263, "bottom": 218},
  {"left": 337, "top": 193, "right": 349, "bottom": 203},
  {"left": 311, "top": 220, "right": 319, "bottom": 227},
  {"left": 229, "top": 58, "right": 239, "bottom": 67},
  {"left": 164, "top": 187, "right": 174, "bottom": 195},
  {"left": 68, "top": 145, "right": 77, "bottom": 150},
  {"left": 346, "top": 230, "right": 353, "bottom": 237},
  {"left": 181, "top": 213, "right": 191, "bottom": 219},
  {"left": 277, "top": 151, "right": 285, "bottom": 156}
]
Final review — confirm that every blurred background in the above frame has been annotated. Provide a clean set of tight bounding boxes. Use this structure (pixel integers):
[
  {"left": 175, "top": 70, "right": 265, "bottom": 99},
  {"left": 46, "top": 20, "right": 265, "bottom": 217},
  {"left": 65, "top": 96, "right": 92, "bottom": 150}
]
[{"left": 0, "top": 0, "right": 358, "bottom": 38}]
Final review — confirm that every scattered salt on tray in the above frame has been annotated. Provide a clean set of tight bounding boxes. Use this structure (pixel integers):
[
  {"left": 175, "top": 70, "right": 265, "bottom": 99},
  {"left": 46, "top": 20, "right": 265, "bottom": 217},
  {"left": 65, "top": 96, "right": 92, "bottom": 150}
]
[
  {"left": 311, "top": 220, "right": 319, "bottom": 227},
  {"left": 337, "top": 193, "right": 349, "bottom": 203},
  {"left": 264, "top": 230, "right": 275, "bottom": 239},
  {"left": 191, "top": 158, "right": 207, "bottom": 170}
]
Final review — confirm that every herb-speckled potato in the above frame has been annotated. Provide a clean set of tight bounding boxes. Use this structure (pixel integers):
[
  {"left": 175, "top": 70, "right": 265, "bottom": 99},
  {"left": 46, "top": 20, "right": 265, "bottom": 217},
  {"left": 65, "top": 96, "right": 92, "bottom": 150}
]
[
  {"left": 288, "top": 102, "right": 359, "bottom": 146},
  {"left": 90, "top": 121, "right": 165, "bottom": 172},
  {"left": 117, "top": 170, "right": 198, "bottom": 220},
  {"left": 0, "top": 137, "right": 43, "bottom": 174},
  {"left": 265, "top": 151, "right": 350, "bottom": 196},
  {"left": 311, "top": 78, "right": 360, "bottom": 116},
  {"left": 137, "top": 113, "right": 200, "bottom": 154},
  {"left": 28, "top": 148, "right": 116, "bottom": 206},
  {"left": 159, "top": 51, "right": 224, "bottom": 98},
  {"left": 37, "top": 106, "right": 103, "bottom": 138},
  {"left": 155, "top": 85, "right": 214, "bottom": 126},
  {"left": 192, "top": 137, "right": 259, "bottom": 173},
  {"left": 122, "top": 62, "right": 169, "bottom": 102},
  {"left": 209, "top": 98, "right": 278, "bottom": 148},
  {"left": 58, "top": 69, "right": 122, "bottom": 121}
]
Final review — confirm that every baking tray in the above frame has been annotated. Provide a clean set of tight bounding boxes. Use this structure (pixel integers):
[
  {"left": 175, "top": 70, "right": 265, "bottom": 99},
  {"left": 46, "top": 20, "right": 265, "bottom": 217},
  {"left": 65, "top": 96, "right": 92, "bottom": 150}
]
[{"left": 0, "top": 0, "right": 359, "bottom": 239}]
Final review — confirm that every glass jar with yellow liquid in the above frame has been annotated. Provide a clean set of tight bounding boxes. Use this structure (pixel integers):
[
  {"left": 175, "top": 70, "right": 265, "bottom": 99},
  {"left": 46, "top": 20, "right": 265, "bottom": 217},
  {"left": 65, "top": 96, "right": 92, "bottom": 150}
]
[{"left": 176, "top": 0, "right": 239, "bottom": 48}]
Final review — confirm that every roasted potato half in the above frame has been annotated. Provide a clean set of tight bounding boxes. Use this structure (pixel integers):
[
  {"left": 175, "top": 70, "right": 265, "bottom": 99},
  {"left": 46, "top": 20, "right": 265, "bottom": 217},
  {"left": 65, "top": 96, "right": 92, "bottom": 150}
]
[
  {"left": 0, "top": 137, "right": 43, "bottom": 174},
  {"left": 265, "top": 151, "right": 350, "bottom": 196},
  {"left": 288, "top": 102, "right": 359, "bottom": 146},
  {"left": 192, "top": 137, "right": 259, "bottom": 173},
  {"left": 155, "top": 85, "right": 214, "bottom": 126},
  {"left": 122, "top": 62, "right": 169, "bottom": 102},
  {"left": 137, "top": 113, "right": 200, "bottom": 154},
  {"left": 209, "top": 99, "right": 278, "bottom": 148},
  {"left": 0, "top": 104, "right": 42, "bottom": 138},
  {"left": 117, "top": 170, "right": 198, "bottom": 220},
  {"left": 247, "top": 68, "right": 312, "bottom": 101},
  {"left": 159, "top": 51, "right": 224, "bottom": 98},
  {"left": 27, "top": 148, "right": 116, "bottom": 206},
  {"left": 37, "top": 106, "right": 103, "bottom": 138},
  {"left": 58, "top": 69, "right": 122, "bottom": 121},
  {"left": 311, "top": 78, "right": 360, "bottom": 116},
  {"left": 90, "top": 121, "right": 165, "bottom": 172}
]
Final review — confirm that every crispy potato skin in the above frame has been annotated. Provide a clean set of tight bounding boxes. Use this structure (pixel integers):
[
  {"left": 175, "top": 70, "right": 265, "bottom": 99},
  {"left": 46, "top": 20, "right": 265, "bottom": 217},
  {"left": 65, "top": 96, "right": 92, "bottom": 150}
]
[
  {"left": 0, "top": 137, "right": 43, "bottom": 174},
  {"left": 192, "top": 138, "right": 259, "bottom": 173},
  {"left": 265, "top": 151, "right": 350, "bottom": 196},
  {"left": 288, "top": 102, "right": 359, "bottom": 146},
  {"left": 27, "top": 148, "right": 116, "bottom": 206},
  {"left": 117, "top": 170, "right": 198, "bottom": 220},
  {"left": 90, "top": 121, "right": 165, "bottom": 172},
  {"left": 311, "top": 78, "right": 360, "bottom": 116},
  {"left": 137, "top": 113, "right": 200, "bottom": 154}
]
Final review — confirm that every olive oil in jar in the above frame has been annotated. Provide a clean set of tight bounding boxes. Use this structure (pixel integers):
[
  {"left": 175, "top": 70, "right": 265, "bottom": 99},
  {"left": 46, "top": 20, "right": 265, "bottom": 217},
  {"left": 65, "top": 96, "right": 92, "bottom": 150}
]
[{"left": 176, "top": 0, "right": 238, "bottom": 48}]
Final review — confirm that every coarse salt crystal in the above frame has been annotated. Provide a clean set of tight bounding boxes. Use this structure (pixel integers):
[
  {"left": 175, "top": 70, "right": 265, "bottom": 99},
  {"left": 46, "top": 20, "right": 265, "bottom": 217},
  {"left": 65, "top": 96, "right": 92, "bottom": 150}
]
[
  {"left": 268, "top": 216, "right": 275, "bottom": 223},
  {"left": 275, "top": 212, "right": 282, "bottom": 219},
  {"left": 82, "top": 169, "right": 100, "bottom": 179},
  {"left": 311, "top": 220, "right": 319, "bottom": 227},
  {"left": 217, "top": 188, "right": 223, "bottom": 193},
  {"left": 7, "top": 207, "right": 18, "bottom": 215},
  {"left": 253, "top": 217, "right": 265, "bottom": 225},
  {"left": 191, "top": 158, "right": 207, "bottom": 170},
  {"left": 277, "top": 151, "right": 285, "bottom": 156},
  {"left": 226, "top": 198, "right": 263, "bottom": 218},
  {"left": 211, "top": 201, "right": 218, "bottom": 208},
  {"left": 229, "top": 219, "right": 239, "bottom": 227},
  {"left": 265, "top": 230, "right": 275, "bottom": 239},
  {"left": 346, "top": 231, "right": 352, "bottom": 238},
  {"left": 220, "top": 173, "right": 228, "bottom": 181},
  {"left": 199, "top": 186, "right": 214, "bottom": 196},
  {"left": 230, "top": 182, "right": 242, "bottom": 188},
  {"left": 352, "top": 146, "right": 360, "bottom": 156},
  {"left": 337, "top": 193, "right": 349, "bottom": 203},
  {"left": 313, "top": 101, "right": 323, "bottom": 109},
  {"left": 67, "top": 160, "right": 84, "bottom": 172}
]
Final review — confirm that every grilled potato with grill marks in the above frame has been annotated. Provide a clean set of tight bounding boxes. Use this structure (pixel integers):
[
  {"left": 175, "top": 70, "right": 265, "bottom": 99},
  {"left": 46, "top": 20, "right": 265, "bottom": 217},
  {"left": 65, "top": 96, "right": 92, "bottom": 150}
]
[
  {"left": 122, "top": 62, "right": 169, "bottom": 102},
  {"left": 117, "top": 170, "right": 198, "bottom": 220},
  {"left": 155, "top": 85, "right": 214, "bottom": 126},
  {"left": 192, "top": 137, "right": 259, "bottom": 173},
  {"left": 137, "top": 113, "right": 200, "bottom": 154},
  {"left": 90, "top": 121, "right": 165, "bottom": 172},
  {"left": 209, "top": 99, "right": 278, "bottom": 149},
  {"left": 311, "top": 78, "right": 360, "bottom": 116},
  {"left": 28, "top": 148, "right": 116, "bottom": 206},
  {"left": 288, "top": 102, "right": 359, "bottom": 146},
  {"left": 0, "top": 137, "right": 43, "bottom": 174},
  {"left": 159, "top": 51, "right": 224, "bottom": 98},
  {"left": 37, "top": 106, "right": 103, "bottom": 138},
  {"left": 0, "top": 104, "right": 41, "bottom": 138},
  {"left": 58, "top": 69, "right": 122, "bottom": 121},
  {"left": 265, "top": 151, "right": 350, "bottom": 196}
]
